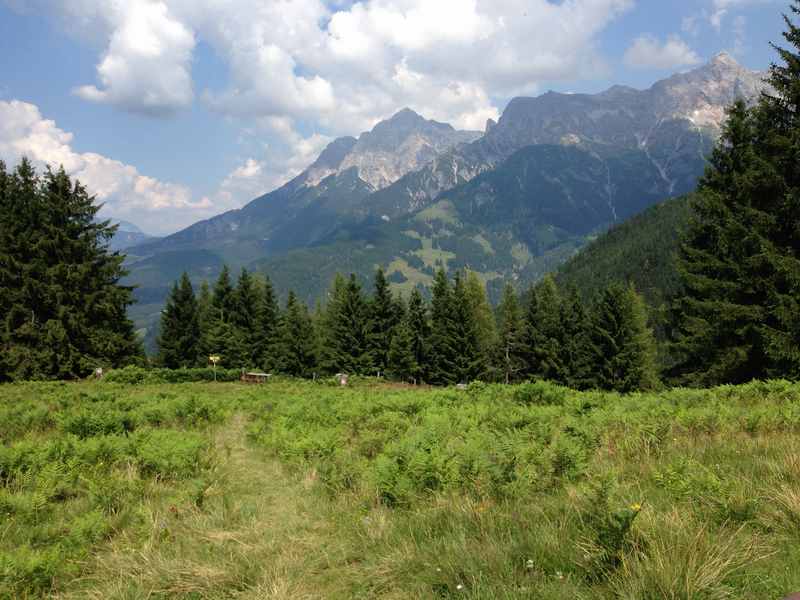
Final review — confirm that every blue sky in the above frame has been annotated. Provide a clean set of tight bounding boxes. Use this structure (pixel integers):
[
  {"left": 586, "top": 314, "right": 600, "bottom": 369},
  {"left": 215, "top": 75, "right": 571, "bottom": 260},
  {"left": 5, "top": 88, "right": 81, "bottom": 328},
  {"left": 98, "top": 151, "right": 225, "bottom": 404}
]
[{"left": 0, "top": 0, "right": 789, "bottom": 235}]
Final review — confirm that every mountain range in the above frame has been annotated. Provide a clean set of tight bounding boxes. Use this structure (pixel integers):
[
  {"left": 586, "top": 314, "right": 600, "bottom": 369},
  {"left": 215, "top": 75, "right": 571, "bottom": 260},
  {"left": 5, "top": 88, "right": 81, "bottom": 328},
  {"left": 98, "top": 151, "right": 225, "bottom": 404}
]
[{"left": 124, "top": 53, "right": 766, "bottom": 343}]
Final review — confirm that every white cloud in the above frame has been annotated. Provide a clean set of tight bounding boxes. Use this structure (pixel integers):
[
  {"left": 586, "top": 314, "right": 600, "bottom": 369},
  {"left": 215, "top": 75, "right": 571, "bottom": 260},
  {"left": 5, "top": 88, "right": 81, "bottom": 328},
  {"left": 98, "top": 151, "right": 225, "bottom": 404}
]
[
  {"left": 0, "top": 100, "right": 214, "bottom": 234},
  {"left": 72, "top": 1, "right": 195, "bottom": 116},
  {"left": 33, "top": 0, "right": 633, "bottom": 134},
  {"left": 624, "top": 35, "right": 702, "bottom": 70},
  {"left": 709, "top": 0, "right": 775, "bottom": 30},
  {"left": 217, "top": 119, "right": 332, "bottom": 207}
]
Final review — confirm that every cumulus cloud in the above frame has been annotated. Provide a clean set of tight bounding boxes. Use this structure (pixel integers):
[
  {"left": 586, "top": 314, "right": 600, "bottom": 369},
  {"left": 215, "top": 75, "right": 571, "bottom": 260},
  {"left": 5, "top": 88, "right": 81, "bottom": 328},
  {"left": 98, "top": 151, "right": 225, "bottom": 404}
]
[
  {"left": 0, "top": 100, "right": 214, "bottom": 234},
  {"left": 71, "top": 1, "right": 195, "bottom": 116},
  {"left": 30, "top": 0, "right": 633, "bottom": 134},
  {"left": 624, "top": 35, "right": 702, "bottom": 70}
]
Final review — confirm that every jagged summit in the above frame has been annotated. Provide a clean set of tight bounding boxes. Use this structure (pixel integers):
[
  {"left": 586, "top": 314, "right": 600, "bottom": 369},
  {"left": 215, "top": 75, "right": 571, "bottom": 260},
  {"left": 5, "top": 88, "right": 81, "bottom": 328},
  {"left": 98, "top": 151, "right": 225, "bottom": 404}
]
[
  {"left": 304, "top": 108, "right": 480, "bottom": 190},
  {"left": 651, "top": 52, "right": 765, "bottom": 128},
  {"left": 710, "top": 51, "right": 739, "bottom": 67},
  {"left": 383, "top": 107, "right": 431, "bottom": 126}
]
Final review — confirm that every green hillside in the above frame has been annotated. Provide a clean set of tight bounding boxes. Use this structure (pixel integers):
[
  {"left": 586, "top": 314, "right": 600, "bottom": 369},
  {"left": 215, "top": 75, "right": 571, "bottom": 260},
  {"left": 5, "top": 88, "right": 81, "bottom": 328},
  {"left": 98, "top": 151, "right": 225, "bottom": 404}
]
[{"left": 555, "top": 196, "right": 692, "bottom": 308}]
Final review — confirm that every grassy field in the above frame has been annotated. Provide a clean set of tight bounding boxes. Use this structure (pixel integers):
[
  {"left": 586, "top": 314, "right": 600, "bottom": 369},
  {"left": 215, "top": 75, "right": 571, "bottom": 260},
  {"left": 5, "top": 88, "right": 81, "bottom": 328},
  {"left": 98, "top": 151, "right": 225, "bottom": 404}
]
[{"left": 1, "top": 378, "right": 800, "bottom": 598}]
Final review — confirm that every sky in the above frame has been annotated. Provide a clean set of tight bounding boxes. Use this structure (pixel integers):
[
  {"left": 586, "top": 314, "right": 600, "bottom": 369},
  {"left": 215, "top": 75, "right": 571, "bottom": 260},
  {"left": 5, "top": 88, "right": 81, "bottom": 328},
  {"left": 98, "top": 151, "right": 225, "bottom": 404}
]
[{"left": 0, "top": 0, "right": 789, "bottom": 235}]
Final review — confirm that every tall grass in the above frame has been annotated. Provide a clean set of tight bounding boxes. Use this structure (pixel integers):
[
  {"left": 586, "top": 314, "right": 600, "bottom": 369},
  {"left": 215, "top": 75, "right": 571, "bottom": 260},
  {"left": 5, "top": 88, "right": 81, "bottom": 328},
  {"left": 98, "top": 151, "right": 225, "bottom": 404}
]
[{"left": 1, "top": 378, "right": 800, "bottom": 598}]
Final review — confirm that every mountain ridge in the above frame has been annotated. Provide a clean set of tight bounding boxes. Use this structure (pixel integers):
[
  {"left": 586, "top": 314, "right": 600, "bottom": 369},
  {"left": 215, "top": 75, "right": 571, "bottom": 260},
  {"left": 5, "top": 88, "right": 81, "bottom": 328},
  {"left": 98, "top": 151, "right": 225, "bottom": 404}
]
[{"left": 124, "top": 54, "right": 768, "bottom": 347}]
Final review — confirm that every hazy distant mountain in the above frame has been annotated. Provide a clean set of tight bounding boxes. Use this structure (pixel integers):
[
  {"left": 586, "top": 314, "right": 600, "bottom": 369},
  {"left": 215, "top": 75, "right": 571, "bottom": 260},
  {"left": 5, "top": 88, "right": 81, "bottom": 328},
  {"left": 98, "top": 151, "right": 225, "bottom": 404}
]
[
  {"left": 102, "top": 219, "right": 158, "bottom": 251},
  {"left": 124, "top": 53, "right": 766, "bottom": 342}
]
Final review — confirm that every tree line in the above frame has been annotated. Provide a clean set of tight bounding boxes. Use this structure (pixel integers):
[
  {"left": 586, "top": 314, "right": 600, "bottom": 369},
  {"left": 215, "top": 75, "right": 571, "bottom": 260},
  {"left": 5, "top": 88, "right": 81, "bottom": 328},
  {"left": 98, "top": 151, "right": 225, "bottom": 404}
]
[
  {"left": 0, "top": 159, "right": 142, "bottom": 382},
  {"left": 156, "top": 1, "right": 800, "bottom": 390},
  {"left": 2, "top": 3, "right": 799, "bottom": 386},
  {"left": 157, "top": 266, "right": 659, "bottom": 392}
]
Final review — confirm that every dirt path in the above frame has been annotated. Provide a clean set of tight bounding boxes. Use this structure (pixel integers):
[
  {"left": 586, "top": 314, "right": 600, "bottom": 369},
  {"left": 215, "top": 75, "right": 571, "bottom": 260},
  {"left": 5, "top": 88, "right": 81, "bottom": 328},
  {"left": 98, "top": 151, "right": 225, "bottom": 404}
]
[{"left": 60, "top": 414, "right": 351, "bottom": 599}]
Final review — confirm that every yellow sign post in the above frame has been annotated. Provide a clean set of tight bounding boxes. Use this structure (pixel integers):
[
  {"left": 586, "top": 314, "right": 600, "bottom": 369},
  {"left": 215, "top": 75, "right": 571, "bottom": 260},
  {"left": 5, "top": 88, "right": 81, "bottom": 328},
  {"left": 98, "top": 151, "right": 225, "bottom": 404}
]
[{"left": 209, "top": 355, "right": 221, "bottom": 382}]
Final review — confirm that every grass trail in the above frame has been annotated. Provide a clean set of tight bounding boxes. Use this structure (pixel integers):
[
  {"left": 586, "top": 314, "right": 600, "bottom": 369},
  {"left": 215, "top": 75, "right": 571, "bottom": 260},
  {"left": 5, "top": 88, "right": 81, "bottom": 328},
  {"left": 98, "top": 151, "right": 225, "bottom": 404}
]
[{"left": 59, "top": 414, "right": 353, "bottom": 599}]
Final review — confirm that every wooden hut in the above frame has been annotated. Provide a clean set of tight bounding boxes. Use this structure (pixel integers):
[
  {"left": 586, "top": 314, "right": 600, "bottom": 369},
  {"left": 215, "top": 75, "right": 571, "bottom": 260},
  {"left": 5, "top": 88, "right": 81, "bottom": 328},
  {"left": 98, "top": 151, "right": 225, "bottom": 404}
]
[{"left": 240, "top": 372, "right": 271, "bottom": 384}]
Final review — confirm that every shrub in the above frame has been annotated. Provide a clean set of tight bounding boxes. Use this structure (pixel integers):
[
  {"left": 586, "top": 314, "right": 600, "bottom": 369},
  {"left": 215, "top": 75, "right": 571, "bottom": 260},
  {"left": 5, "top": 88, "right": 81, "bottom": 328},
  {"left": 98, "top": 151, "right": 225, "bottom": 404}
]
[
  {"left": 133, "top": 429, "right": 208, "bottom": 479},
  {"left": 103, "top": 366, "right": 241, "bottom": 384},
  {"left": 513, "top": 381, "right": 571, "bottom": 406}
]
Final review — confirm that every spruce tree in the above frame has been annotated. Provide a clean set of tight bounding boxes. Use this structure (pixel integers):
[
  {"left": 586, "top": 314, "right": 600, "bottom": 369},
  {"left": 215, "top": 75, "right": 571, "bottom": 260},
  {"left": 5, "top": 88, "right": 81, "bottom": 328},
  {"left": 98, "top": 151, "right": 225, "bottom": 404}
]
[
  {"left": 495, "top": 282, "right": 526, "bottom": 384},
  {"left": 0, "top": 160, "right": 141, "bottom": 380},
  {"left": 559, "top": 284, "right": 594, "bottom": 389},
  {"left": 368, "top": 267, "right": 397, "bottom": 375},
  {"left": 522, "top": 276, "right": 564, "bottom": 382},
  {"left": 590, "top": 282, "right": 659, "bottom": 392},
  {"left": 428, "top": 268, "right": 457, "bottom": 384},
  {"left": 229, "top": 268, "right": 261, "bottom": 367},
  {"left": 406, "top": 288, "right": 430, "bottom": 383},
  {"left": 387, "top": 297, "right": 418, "bottom": 382},
  {"left": 464, "top": 271, "right": 497, "bottom": 358},
  {"left": 451, "top": 271, "right": 485, "bottom": 382},
  {"left": 211, "top": 266, "right": 236, "bottom": 323},
  {"left": 206, "top": 266, "right": 239, "bottom": 367},
  {"left": 321, "top": 274, "right": 373, "bottom": 374},
  {"left": 257, "top": 276, "right": 280, "bottom": 371},
  {"left": 276, "top": 291, "right": 317, "bottom": 377},
  {"left": 196, "top": 280, "right": 213, "bottom": 364},
  {"left": 670, "top": 7, "right": 800, "bottom": 384},
  {"left": 754, "top": 3, "right": 800, "bottom": 377},
  {"left": 156, "top": 272, "right": 201, "bottom": 368}
]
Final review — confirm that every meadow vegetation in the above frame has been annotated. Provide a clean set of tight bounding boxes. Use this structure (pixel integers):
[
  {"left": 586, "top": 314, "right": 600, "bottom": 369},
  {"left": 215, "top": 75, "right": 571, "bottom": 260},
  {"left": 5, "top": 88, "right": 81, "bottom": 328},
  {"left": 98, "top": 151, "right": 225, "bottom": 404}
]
[{"left": 2, "top": 376, "right": 800, "bottom": 598}]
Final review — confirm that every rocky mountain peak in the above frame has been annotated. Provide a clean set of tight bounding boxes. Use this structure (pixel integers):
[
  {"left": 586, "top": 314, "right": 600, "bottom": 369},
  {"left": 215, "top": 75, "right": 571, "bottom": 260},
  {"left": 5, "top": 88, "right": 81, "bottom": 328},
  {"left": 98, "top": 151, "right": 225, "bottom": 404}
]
[
  {"left": 303, "top": 136, "right": 358, "bottom": 187},
  {"left": 651, "top": 52, "right": 765, "bottom": 129},
  {"left": 710, "top": 51, "right": 738, "bottom": 68},
  {"left": 302, "top": 108, "right": 482, "bottom": 191}
]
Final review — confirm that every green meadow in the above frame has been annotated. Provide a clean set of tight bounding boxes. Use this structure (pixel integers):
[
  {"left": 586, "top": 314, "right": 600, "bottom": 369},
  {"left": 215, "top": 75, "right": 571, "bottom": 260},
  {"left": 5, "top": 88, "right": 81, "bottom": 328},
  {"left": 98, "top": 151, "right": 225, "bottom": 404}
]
[{"left": 2, "top": 376, "right": 800, "bottom": 598}]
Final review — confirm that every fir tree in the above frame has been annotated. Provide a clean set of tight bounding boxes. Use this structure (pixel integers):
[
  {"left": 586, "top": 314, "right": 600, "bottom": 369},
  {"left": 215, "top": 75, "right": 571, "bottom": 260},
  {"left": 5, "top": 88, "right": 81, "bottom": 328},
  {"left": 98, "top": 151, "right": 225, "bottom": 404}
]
[
  {"left": 0, "top": 160, "right": 141, "bottom": 380},
  {"left": 156, "top": 273, "right": 201, "bottom": 368},
  {"left": 230, "top": 268, "right": 261, "bottom": 367},
  {"left": 522, "top": 276, "right": 564, "bottom": 382},
  {"left": 428, "top": 269, "right": 457, "bottom": 384},
  {"left": 464, "top": 271, "right": 497, "bottom": 357},
  {"left": 590, "top": 282, "right": 659, "bottom": 392},
  {"left": 368, "top": 267, "right": 397, "bottom": 375},
  {"left": 206, "top": 266, "right": 239, "bottom": 367},
  {"left": 211, "top": 266, "right": 235, "bottom": 324},
  {"left": 257, "top": 276, "right": 280, "bottom": 371},
  {"left": 406, "top": 288, "right": 430, "bottom": 383},
  {"left": 196, "top": 280, "right": 213, "bottom": 364},
  {"left": 559, "top": 284, "right": 594, "bottom": 389},
  {"left": 495, "top": 282, "right": 526, "bottom": 384},
  {"left": 387, "top": 297, "right": 418, "bottom": 382},
  {"left": 670, "top": 7, "right": 800, "bottom": 384},
  {"left": 451, "top": 272, "right": 485, "bottom": 383},
  {"left": 670, "top": 101, "right": 777, "bottom": 384},
  {"left": 754, "top": 3, "right": 800, "bottom": 377},
  {"left": 321, "top": 274, "right": 373, "bottom": 374},
  {"left": 276, "top": 291, "right": 317, "bottom": 377}
]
